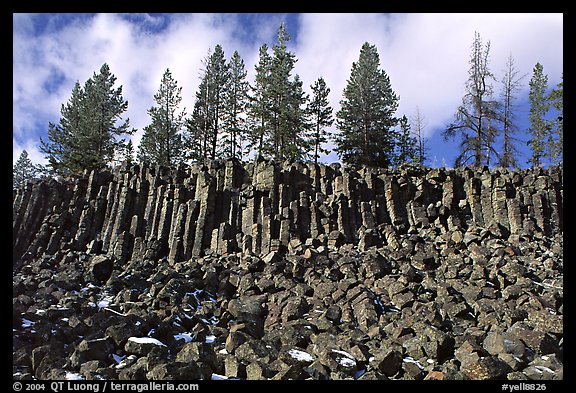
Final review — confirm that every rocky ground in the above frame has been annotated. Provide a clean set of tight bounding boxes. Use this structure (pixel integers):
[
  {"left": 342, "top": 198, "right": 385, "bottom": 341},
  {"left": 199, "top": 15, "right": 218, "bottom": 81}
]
[
  {"left": 13, "top": 161, "right": 564, "bottom": 381},
  {"left": 13, "top": 223, "right": 563, "bottom": 380}
]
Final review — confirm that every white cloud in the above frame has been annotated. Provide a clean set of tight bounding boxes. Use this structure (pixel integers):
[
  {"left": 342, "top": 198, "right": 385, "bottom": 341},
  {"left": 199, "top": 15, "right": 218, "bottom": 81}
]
[
  {"left": 13, "top": 13, "right": 563, "bottom": 167},
  {"left": 296, "top": 13, "right": 563, "bottom": 138}
]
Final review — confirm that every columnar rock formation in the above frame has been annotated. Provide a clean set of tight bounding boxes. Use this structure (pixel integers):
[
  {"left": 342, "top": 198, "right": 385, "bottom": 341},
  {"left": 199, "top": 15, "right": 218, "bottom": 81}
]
[
  {"left": 13, "top": 159, "right": 563, "bottom": 268},
  {"left": 13, "top": 160, "right": 563, "bottom": 381}
]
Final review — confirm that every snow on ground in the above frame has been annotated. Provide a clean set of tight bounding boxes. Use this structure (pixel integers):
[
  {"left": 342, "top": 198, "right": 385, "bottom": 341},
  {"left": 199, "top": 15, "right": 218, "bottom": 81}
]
[
  {"left": 287, "top": 348, "right": 314, "bottom": 362},
  {"left": 21, "top": 318, "right": 35, "bottom": 328},
  {"left": 173, "top": 331, "right": 219, "bottom": 344},
  {"left": 331, "top": 349, "right": 356, "bottom": 368},
  {"left": 115, "top": 355, "right": 137, "bottom": 370},
  {"left": 127, "top": 337, "right": 166, "bottom": 346},
  {"left": 65, "top": 371, "right": 84, "bottom": 380},
  {"left": 403, "top": 356, "right": 425, "bottom": 370},
  {"left": 96, "top": 295, "right": 114, "bottom": 309},
  {"left": 173, "top": 332, "right": 193, "bottom": 343}
]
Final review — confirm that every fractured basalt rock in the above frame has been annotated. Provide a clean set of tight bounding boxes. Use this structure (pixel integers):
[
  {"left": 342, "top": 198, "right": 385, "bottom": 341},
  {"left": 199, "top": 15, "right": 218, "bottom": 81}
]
[{"left": 12, "top": 160, "right": 563, "bottom": 381}]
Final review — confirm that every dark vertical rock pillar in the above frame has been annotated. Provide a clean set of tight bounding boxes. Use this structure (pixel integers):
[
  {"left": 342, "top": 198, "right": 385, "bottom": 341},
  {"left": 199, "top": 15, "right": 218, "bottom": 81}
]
[
  {"left": 192, "top": 170, "right": 216, "bottom": 257},
  {"left": 12, "top": 161, "right": 563, "bottom": 266}
]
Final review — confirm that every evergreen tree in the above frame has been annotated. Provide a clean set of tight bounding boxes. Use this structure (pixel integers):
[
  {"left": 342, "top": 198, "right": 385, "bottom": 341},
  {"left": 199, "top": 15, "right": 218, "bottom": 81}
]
[
  {"left": 187, "top": 77, "right": 211, "bottom": 161},
  {"left": 138, "top": 69, "right": 186, "bottom": 167},
  {"left": 81, "top": 63, "right": 132, "bottom": 170},
  {"left": 40, "top": 81, "right": 84, "bottom": 175},
  {"left": 308, "top": 77, "right": 334, "bottom": 164},
  {"left": 527, "top": 62, "right": 550, "bottom": 167},
  {"left": 207, "top": 44, "right": 229, "bottom": 159},
  {"left": 246, "top": 24, "right": 309, "bottom": 161},
  {"left": 442, "top": 32, "right": 499, "bottom": 168},
  {"left": 334, "top": 42, "right": 399, "bottom": 168},
  {"left": 247, "top": 44, "right": 273, "bottom": 157},
  {"left": 547, "top": 75, "right": 563, "bottom": 165},
  {"left": 269, "top": 23, "right": 306, "bottom": 160},
  {"left": 282, "top": 73, "right": 311, "bottom": 161},
  {"left": 13, "top": 150, "right": 41, "bottom": 189},
  {"left": 393, "top": 115, "right": 418, "bottom": 166},
  {"left": 124, "top": 140, "right": 135, "bottom": 164},
  {"left": 186, "top": 45, "right": 229, "bottom": 161},
  {"left": 498, "top": 53, "right": 525, "bottom": 168},
  {"left": 40, "top": 64, "right": 132, "bottom": 174},
  {"left": 221, "top": 50, "right": 250, "bottom": 160}
]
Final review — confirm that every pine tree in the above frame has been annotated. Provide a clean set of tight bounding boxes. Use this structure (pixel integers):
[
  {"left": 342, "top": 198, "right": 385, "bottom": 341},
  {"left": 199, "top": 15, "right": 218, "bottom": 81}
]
[
  {"left": 498, "top": 53, "right": 525, "bottom": 168},
  {"left": 247, "top": 44, "right": 273, "bottom": 157},
  {"left": 82, "top": 63, "right": 132, "bottom": 170},
  {"left": 269, "top": 23, "right": 304, "bottom": 160},
  {"left": 186, "top": 45, "right": 230, "bottom": 161},
  {"left": 187, "top": 76, "right": 211, "bottom": 161},
  {"left": 40, "top": 64, "right": 133, "bottom": 174},
  {"left": 13, "top": 150, "right": 42, "bottom": 189},
  {"left": 221, "top": 50, "right": 250, "bottom": 160},
  {"left": 246, "top": 24, "right": 309, "bottom": 161},
  {"left": 334, "top": 42, "right": 399, "bottom": 168},
  {"left": 124, "top": 140, "right": 135, "bottom": 164},
  {"left": 138, "top": 69, "right": 187, "bottom": 167},
  {"left": 527, "top": 62, "right": 550, "bottom": 167},
  {"left": 393, "top": 115, "right": 418, "bottom": 166},
  {"left": 282, "top": 73, "right": 311, "bottom": 161},
  {"left": 442, "top": 32, "right": 499, "bottom": 168},
  {"left": 547, "top": 75, "right": 563, "bottom": 165},
  {"left": 207, "top": 45, "right": 229, "bottom": 159},
  {"left": 308, "top": 77, "right": 334, "bottom": 164},
  {"left": 40, "top": 81, "right": 84, "bottom": 175}
]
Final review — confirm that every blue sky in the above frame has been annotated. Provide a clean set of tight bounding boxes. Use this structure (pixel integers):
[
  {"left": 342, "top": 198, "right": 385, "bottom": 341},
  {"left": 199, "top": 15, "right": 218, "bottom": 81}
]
[{"left": 13, "top": 13, "right": 563, "bottom": 168}]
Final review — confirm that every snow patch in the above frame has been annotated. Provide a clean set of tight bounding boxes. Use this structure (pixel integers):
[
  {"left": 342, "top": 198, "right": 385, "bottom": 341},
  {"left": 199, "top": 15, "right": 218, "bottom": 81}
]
[
  {"left": 128, "top": 337, "right": 166, "bottom": 347},
  {"left": 205, "top": 335, "right": 216, "bottom": 344},
  {"left": 534, "top": 365, "right": 555, "bottom": 375},
  {"left": 331, "top": 349, "right": 357, "bottom": 368},
  {"left": 97, "top": 296, "right": 114, "bottom": 309},
  {"left": 211, "top": 373, "right": 229, "bottom": 380},
  {"left": 65, "top": 371, "right": 84, "bottom": 380},
  {"left": 174, "top": 332, "right": 194, "bottom": 343},
  {"left": 338, "top": 357, "right": 356, "bottom": 367},
  {"left": 81, "top": 283, "right": 99, "bottom": 292},
  {"left": 403, "top": 356, "right": 425, "bottom": 370},
  {"left": 288, "top": 349, "right": 314, "bottom": 362},
  {"left": 112, "top": 354, "right": 126, "bottom": 364},
  {"left": 21, "top": 318, "right": 35, "bottom": 328},
  {"left": 115, "top": 355, "right": 137, "bottom": 370}
]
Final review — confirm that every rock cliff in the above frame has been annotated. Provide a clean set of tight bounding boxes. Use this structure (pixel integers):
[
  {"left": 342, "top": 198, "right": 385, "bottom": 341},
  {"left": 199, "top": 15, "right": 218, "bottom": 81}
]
[{"left": 13, "top": 159, "right": 563, "bottom": 380}]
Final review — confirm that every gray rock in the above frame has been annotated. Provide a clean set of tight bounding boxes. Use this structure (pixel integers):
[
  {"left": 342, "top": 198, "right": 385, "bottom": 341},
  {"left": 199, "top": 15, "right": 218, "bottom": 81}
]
[
  {"left": 12, "top": 161, "right": 563, "bottom": 381},
  {"left": 372, "top": 344, "right": 404, "bottom": 377},
  {"left": 89, "top": 255, "right": 114, "bottom": 283},
  {"left": 482, "top": 331, "right": 526, "bottom": 358},
  {"left": 70, "top": 337, "right": 115, "bottom": 367},
  {"left": 124, "top": 337, "right": 167, "bottom": 356}
]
